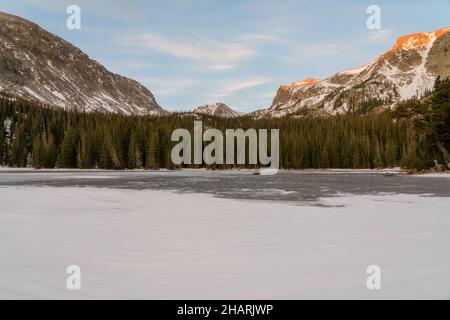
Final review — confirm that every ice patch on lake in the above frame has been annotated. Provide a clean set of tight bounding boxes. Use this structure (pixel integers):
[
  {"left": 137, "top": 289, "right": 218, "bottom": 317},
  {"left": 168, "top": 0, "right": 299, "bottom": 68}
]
[
  {"left": 415, "top": 173, "right": 450, "bottom": 178},
  {"left": 240, "top": 188, "right": 297, "bottom": 196},
  {"left": 56, "top": 175, "right": 116, "bottom": 180}
]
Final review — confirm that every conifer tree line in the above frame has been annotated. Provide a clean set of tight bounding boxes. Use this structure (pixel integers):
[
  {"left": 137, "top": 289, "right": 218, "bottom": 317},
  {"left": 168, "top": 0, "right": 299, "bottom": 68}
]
[
  {"left": 0, "top": 79, "right": 449, "bottom": 170},
  {"left": 394, "top": 77, "right": 450, "bottom": 170}
]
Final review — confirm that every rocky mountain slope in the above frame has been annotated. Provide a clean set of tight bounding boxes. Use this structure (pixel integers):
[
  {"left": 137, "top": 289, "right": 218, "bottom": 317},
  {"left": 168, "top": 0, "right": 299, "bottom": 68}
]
[
  {"left": 257, "top": 27, "right": 450, "bottom": 118},
  {"left": 193, "top": 102, "right": 241, "bottom": 118},
  {"left": 0, "top": 11, "right": 165, "bottom": 116}
]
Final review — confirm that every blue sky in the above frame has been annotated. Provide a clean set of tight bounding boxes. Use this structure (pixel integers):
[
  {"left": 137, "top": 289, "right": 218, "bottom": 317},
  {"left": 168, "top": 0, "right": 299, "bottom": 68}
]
[{"left": 1, "top": 0, "right": 450, "bottom": 112}]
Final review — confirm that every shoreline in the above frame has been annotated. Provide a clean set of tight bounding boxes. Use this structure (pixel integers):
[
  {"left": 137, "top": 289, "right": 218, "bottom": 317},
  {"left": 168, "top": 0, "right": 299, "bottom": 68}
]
[{"left": 0, "top": 166, "right": 449, "bottom": 176}]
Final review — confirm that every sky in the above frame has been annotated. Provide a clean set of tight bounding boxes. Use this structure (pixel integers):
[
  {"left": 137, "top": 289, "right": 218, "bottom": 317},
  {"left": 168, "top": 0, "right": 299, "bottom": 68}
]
[{"left": 1, "top": 0, "right": 450, "bottom": 112}]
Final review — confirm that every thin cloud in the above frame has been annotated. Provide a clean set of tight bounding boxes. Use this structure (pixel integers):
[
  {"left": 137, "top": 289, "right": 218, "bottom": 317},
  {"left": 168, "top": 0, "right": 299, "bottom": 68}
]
[
  {"left": 117, "top": 32, "right": 259, "bottom": 69},
  {"left": 208, "top": 64, "right": 235, "bottom": 71},
  {"left": 203, "top": 78, "right": 272, "bottom": 100}
]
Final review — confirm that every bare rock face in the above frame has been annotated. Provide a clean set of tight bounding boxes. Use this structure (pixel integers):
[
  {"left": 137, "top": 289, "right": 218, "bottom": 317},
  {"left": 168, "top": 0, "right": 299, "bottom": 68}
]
[
  {"left": 258, "top": 27, "right": 450, "bottom": 118},
  {"left": 427, "top": 32, "right": 450, "bottom": 78},
  {"left": 193, "top": 102, "right": 241, "bottom": 118},
  {"left": 0, "top": 11, "right": 166, "bottom": 116}
]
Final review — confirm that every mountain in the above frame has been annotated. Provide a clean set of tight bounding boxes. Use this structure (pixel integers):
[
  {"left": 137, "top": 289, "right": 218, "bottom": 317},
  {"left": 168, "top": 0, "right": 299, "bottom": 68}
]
[
  {"left": 257, "top": 27, "right": 450, "bottom": 118},
  {"left": 0, "top": 11, "right": 165, "bottom": 116},
  {"left": 193, "top": 102, "right": 241, "bottom": 118}
]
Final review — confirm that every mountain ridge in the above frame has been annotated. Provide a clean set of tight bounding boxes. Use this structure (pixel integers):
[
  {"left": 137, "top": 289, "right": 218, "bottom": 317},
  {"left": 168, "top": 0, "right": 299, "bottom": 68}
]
[
  {"left": 255, "top": 27, "right": 450, "bottom": 118},
  {"left": 2, "top": 12, "right": 449, "bottom": 119},
  {"left": 0, "top": 11, "right": 166, "bottom": 116}
]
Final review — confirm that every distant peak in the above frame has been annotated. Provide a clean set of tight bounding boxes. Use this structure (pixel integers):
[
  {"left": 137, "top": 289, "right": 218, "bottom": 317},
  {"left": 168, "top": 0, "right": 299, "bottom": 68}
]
[
  {"left": 390, "top": 27, "right": 450, "bottom": 52},
  {"left": 193, "top": 102, "right": 241, "bottom": 118}
]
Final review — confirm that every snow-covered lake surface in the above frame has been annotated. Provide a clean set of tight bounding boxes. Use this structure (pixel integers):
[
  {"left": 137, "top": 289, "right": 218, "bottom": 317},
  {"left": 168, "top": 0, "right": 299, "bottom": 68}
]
[{"left": 0, "top": 170, "right": 449, "bottom": 299}]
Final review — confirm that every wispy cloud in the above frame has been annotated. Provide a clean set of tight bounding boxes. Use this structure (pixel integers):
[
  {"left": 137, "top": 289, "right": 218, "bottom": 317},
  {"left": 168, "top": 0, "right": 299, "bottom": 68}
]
[
  {"left": 117, "top": 32, "right": 274, "bottom": 70},
  {"left": 202, "top": 78, "right": 272, "bottom": 100},
  {"left": 117, "top": 32, "right": 258, "bottom": 70}
]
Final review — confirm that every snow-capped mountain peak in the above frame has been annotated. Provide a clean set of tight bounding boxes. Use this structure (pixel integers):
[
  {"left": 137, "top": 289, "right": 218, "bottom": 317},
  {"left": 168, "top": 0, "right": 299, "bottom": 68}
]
[
  {"left": 193, "top": 103, "right": 241, "bottom": 118},
  {"left": 256, "top": 27, "right": 450, "bottom": 118},
  {"left": 389, "top": 27, "right": 450, "bottom": 53}
]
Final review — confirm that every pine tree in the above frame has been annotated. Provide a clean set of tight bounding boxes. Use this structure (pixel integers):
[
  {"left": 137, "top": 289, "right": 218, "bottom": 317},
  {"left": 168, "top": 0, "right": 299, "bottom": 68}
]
[
  {"left": 103, "top": 126, "right": 122, "bottom": 169},
  {"left": 32, "top": 135, "right": 44, "bottom": 168},
  {"left": 45, "top": 131, "right": 57, "bottom": 168},
  {"left": 128, "top": 131, "right": 142, "bottom": 169},
  {"left": 59, "top": 127, "right": 78, "bottom": 168},
  {"left": 147, "top": 130, "right": 160, "bottom": 169},
  {"left": 11, "top": 124, "right": 27, "bottom": 167},
  {"left": 0, "top": 125, "right": 5, "bottom": 166}
]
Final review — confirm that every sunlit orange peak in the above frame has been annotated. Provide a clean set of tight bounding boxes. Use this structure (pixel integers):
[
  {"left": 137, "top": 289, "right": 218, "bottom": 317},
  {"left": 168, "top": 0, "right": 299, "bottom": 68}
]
[
  {"left": 281, "top": 78, "right": 321, "bottom": 90},
  {"left": 390, "top": 27, "right": 450, "bottom": 52}
]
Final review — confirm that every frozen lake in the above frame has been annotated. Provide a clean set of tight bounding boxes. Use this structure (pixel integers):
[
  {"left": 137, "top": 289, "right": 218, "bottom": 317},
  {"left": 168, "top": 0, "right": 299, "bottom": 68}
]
[
  {"left": 1, "top": 169, "right": 450, "bottom": 204},
  {"left": 0, "top": 170, "right": 450, "bottom": 299}
]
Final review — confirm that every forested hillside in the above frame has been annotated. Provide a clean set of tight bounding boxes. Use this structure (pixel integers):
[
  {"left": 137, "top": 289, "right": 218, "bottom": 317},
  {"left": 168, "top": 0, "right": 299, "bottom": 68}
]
[{"left": 1, "top": 80, "right": 449, "bottom": 170}]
